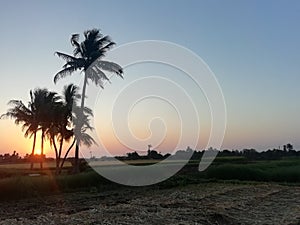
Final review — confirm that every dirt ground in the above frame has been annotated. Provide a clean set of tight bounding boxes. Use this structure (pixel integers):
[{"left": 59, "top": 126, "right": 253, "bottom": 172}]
[{"left": 0, "top": 183, "right": 299, "bottom": 225}]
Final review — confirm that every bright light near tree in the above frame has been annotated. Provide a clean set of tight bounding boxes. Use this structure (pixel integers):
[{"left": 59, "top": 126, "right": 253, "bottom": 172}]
[{"left": 35, "top": 149, "right": 41, "bottom": 155}]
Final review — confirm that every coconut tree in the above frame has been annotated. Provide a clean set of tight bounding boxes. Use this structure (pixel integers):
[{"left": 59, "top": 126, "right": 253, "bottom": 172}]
[
  {"left": 44, "top": 84, "right": 94, "bottom": 174},
  {"left": 54, "top": 28, "right": 123, "bottom": 173},
  {"left": 47, "top": 84, "right": 79, "bottom": 174},
  {"left": 46, "top": 98, "right": 66, "bottom": 173},
  {"left": 30, "top": 88, "right": 61, "bottom": 168},
  {"left": 56, "top": 84, "right": 78, "bottom": 172},
  {"left": 59, "top": 104, "right": 95, "bottom": 174}
]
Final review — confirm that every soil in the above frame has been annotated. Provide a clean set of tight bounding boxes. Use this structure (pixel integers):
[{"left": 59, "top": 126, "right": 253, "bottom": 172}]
[{"left": 0, "top": 183, "right": 299, "bottom": 225}]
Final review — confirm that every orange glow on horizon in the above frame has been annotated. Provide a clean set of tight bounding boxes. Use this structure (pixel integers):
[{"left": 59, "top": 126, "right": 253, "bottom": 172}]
[{"left": 0, "top": 120, "right": 55, "bottom": 157}]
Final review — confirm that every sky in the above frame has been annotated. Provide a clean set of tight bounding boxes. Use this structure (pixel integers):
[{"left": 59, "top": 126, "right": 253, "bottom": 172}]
[{"left": 0, "top": 0, "right": 299, "bottom": 157}]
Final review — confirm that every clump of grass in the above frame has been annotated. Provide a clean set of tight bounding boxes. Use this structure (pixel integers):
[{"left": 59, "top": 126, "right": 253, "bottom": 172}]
[
  {"left": 264, "top": 165, "right": 300, "bottom": 182},
  {"left": 205, "top": 161, "right": 300, "bottom": 183},
  {"left": 55, "top": 171, "right": 113, "bottom": 191},
  {"left": 0, "top": 175, "right": 59, "bottom": 200},
  {"left": 206, "top": 164, "right": 265, "bottom": 181},
  {"left": 213, "top": 156, "right": 248, "bottom": 164}
]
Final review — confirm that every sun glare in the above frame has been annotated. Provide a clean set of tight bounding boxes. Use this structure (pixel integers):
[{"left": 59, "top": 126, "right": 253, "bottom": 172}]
[{"left": 35, "top": 149, "right": 41, "bottom": 155}]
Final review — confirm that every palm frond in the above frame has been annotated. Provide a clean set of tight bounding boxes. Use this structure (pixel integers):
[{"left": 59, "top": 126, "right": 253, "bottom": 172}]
[
  {"left": 80, "top": 133, "right": 96, "bottom": 147},
  {"left": 62, "top": 58, "right": 85, "bottom": 69},
  {"left": 93, "top": 60, "right": 123, "bottom": 78},
  {"left": 71, "top": 34, "right": 83, "bottom": 57},
  {"left": 95, "top": 35, "right": 111, "bottom": 48},
  {"left": 55, "top": 52, "right": 77, "bottom": 62},
  {"left": 85, "top": 66, "right": 109, "bottom": 88},
  {"left": 24, "top": 124, "right": 38, "bottom": 138},
  {"left": 70, "top": 34, "right": 80, "bottom": 46},
  {"left": 100, "top": 42, "right": 115, "bottom": 53},
  {"left": 54, "top": 66, "right": 77, "bottom": 83},
  {"left": 84, "top": 29, "right": 101, "bottom": 41},
  {"left": 63, "top": 84, "right": 80, "bottom": 101},
  {"left": 83, "top": 106, "right": 93, "bottom": 117}
]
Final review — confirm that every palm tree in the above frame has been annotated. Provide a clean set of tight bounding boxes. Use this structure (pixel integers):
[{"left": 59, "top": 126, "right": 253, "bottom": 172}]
[
  {"left": 56, "top": 84, "right": 78, "bottom": 172},
  {"left": 43, "top": 84, "right": 94, "bottom": 174},
  {"left": 1, "top": 86, "right": 92, "bottom": 173},
  {"left": 46, "top": 97, "right": 65, "bottom": 173},
  {"left": 59, "top": 104, "right": 95, "bottom": 174},
  {"left": 48, "top": 84, "right": 79, "bottom": 174},
  {"left": 30, "top": 88, "right": 61, "bottom": 169},
  {"left": 54, "top": 28, "right": 123, "bottom": 173},
  {"left": 1, "top": 99, "right": 38, "bottom": 169}
]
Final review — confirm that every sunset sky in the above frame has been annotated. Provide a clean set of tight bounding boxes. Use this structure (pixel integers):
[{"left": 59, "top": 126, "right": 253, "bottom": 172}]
[{"left": 0, "top": 0, "right": 299, "bottom": 158}]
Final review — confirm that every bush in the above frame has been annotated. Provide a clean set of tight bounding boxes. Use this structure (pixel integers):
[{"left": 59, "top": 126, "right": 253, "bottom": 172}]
[{"left": 206, "top": 164, "right": 265, "bottom": 181}]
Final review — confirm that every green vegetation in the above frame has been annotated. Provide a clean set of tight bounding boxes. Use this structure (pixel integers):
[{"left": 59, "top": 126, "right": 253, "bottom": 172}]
[
  {"left": 200, "top": 157, "right": 300, "bottom": 183},
  {"left": 0, "top": 156, "right": 299, "bottom": 200}
]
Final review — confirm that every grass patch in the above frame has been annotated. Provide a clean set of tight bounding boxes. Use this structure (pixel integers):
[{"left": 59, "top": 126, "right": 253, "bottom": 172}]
[{"left": 205, "top": 159, "right": 300, "bottom": 182}]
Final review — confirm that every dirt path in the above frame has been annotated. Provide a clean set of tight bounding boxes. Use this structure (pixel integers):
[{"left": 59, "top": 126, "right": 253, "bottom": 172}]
[{"left": 0, "top": 183, "right": 299, "bottom": 224}]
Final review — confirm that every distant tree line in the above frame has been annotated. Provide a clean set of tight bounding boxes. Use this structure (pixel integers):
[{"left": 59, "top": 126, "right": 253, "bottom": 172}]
[
  {"left": 0, "top": 151, "right": 51, "bottom": 164},
  {"left": 115, "top": 143, "right": 299, "bottom": 161}
]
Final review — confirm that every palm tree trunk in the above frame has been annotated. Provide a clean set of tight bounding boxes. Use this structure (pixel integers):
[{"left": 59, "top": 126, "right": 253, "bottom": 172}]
[
  {"left": 30, "top": 131, "right": 37, "bottom": 170},
  {"left": 40, "top": 130, "right": 44, "bottom": 169},
  {"left": 81, "top": 72, "right": 88, "bottom": 109},
  {"left": 73, "top": 144, "right": 80, "bottom": 173},
  {"left": 52, "top": 136, "right": 59, "bottom": 174},
  {"left": 59, "top": 138, "right": 76, "bottom": 174},
  {"left": 53, "top": 136, "right": 59, "bottom": 163},
  {"left": 73, "top": 72, "right": 88, "bottom": 173},
  {"left": 56, "top": 138, "right": 64, "bottom": 174}
]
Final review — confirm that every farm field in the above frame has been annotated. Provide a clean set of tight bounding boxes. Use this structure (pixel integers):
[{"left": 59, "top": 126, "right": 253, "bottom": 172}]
[
  {"left": 0, "top": 182, "right": 299, "bottom": 225},
  {"left": 0, "top": 157, "right": 299, "bottom": 224}
]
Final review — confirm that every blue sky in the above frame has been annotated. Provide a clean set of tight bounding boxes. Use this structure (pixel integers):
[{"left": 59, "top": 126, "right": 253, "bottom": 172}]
[{"left": 0, "top": 0, "right": 299, "bottom": 156}]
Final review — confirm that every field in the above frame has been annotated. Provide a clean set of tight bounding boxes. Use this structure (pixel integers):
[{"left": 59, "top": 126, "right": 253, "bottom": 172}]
[
  {"left": 0, "top": 157, "right": 299, "bottom": 224},
  {"left": 0, "top": 182, "right": 299, "bottom": 224}
]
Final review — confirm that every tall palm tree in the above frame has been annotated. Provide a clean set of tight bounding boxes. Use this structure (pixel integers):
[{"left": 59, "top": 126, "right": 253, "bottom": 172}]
[{"left": 54, "top": 28, "right": 123, "bottom": 173}]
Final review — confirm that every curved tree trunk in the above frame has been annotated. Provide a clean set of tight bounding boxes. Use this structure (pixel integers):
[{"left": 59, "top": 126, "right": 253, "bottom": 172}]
[
  {"left": 56, "top": 138, "right": 64, "bottom": 174},
  {"left": 52, "top": 136, "right": 59, "bottom": 174},
  {"left": 59, "top": 138, "right": 76, "bottom": 174},
  {"left": 40, "top": 130, "right": 44, "bottom": 169},
  {"left": 73, "top": 144, "right": 80, "bottom": 173},
  {"left": 73, "top": 72, "right": 88, "bottom": 174},
  {"left": 53, "top": 136, "right": 59, "bottom": 164},
  {"left": 30, "top": 131, "right": 37, "bottom": 170}
]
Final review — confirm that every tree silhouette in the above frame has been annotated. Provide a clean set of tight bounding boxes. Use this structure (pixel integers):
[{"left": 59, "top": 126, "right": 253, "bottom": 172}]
[
  {"left": 1, "top": 98, "right": 38, "bottom": 169},
  {"left": 30, "top": 88, "right": 61, "bottom": 168},
  {"left": 46, "top": 84, "right": 78, "bottom": 174},
  {"left": 286, "top": 143, "right": 293, "bottom": 151},
  {"left": 2, "top": 88, "right": 61, "bottom": 169},
  {"left": 2, "top": 84, "right": 95, "bottom": 173},
  {"left": 54, "top": 28, "right": 123, "bottom": 173},
  {"left": 57, "top": 84, "right": 95, "bottom": 174}
]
